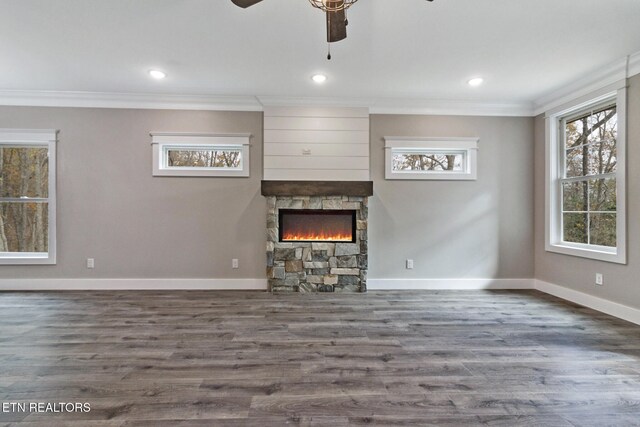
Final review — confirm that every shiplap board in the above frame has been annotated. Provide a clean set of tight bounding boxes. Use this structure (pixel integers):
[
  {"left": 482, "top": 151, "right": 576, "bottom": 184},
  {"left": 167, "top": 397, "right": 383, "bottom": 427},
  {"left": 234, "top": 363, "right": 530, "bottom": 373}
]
[
  {"left": 264, "top": 156, "right": 369, "bottom": 170},
  {"left": 262, "top": 106, "right": 370, "bottom": 181},
  {"left": 264, "top": 130, "right": 369, "bottom": 144},
  {"left": 264, "top": 106, "right": 369, "bottom": 118},
  {"left": 264, "top": 116, "right": 369, "bottom": 132},
  {"left": 264, "top": 169, "right": 370, "bottom": 181},
  {"left": 264, "top": 143, "right": 369, "bottom": 157}
]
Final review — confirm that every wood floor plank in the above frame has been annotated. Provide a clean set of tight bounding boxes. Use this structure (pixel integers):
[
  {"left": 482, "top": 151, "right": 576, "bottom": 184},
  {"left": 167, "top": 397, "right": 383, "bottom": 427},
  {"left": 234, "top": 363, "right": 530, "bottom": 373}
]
[{"left": 1, "top": 289, "right": 639, "bottom": 425}]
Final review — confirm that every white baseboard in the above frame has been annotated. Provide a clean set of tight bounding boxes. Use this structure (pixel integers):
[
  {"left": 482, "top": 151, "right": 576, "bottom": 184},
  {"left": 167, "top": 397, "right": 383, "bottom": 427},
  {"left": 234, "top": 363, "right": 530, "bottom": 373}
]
[
  {"left": 0, "top": 278, "right": 534, "bottom": 291},
  {"left": 0, "top": 278, "right": 268, "bottom": 291},
  {"left": 534, "top": 280, "right": 640, "bottom": 326},
  {"left": 367, "top": 278, "right": 534, "bottom": 290}
]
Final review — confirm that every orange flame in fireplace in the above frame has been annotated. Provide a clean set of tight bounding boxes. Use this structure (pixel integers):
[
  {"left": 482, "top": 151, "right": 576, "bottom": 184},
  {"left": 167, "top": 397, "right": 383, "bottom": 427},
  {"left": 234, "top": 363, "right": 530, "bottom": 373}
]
[
  {"left": 282, "top": 231, "right": 353, "bottom": 242},
  {"left": 280, "top": 210, "right": 354, "bottom": 242}
]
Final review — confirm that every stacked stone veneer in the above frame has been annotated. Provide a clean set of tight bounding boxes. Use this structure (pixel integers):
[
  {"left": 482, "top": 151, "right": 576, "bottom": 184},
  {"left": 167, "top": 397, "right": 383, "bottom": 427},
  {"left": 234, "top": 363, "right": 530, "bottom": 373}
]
[{"left": 266, "top": 196, "right": 368, "bottom": 293}]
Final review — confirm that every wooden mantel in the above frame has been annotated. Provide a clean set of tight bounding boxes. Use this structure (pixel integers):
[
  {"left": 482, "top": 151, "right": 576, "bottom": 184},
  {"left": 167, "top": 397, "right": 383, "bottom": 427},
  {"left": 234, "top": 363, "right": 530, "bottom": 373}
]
[{"left": 261, "top": 181, "right": 373, "bottom": 197}]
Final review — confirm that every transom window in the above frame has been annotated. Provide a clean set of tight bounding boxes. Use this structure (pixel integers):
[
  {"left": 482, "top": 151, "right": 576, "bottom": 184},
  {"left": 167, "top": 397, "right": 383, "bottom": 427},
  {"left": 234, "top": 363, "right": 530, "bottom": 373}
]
[
  {"left": 164, "top": 146, "right": 243, "bottom": 170},
  {"left": 392, "top": 150, "right": 466, "bottom": 173},
  {"left": 384, "top": 137, "right": 478, "bottom": 180},
  {"left": 151, "top": 133, "right": 251, "bottom": 177},
  {"left": 0, "top": 129, "right": 57, "bottom": 265},
  {"left": 546, "top": 85, "right": 626, "bottom": 264}
]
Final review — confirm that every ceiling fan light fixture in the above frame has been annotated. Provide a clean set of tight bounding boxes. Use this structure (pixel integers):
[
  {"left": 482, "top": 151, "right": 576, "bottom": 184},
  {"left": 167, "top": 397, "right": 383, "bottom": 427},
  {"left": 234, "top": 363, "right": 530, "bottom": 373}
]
[
  {"left": 311, "top": 74, "right": 328, "bottom": 84},
  {"left": 308, "top": 0, "right": 358, "bottom": 12}
]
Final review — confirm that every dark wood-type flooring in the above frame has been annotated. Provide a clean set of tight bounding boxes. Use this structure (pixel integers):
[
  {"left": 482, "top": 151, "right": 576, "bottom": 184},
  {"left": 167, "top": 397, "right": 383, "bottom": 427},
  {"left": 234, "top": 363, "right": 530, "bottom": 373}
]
[{"left": 1, "top": 290, "right": 640, "bottom": 426}]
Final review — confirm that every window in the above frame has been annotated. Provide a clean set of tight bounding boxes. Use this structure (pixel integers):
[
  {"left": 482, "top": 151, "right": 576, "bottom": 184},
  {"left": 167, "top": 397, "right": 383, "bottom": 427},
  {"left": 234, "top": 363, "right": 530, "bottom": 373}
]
[
  {"left": 0, "top": 129, "right": 57, "bottom": 264},
  {"left": 151, "top": 133, "right": 251, "bottom": 177},
  {"left": 384, "top": 137, "right": 478, "bottom": 180},
  {"left": 546, "top": 84, "right": 626, "bottom": 263}
]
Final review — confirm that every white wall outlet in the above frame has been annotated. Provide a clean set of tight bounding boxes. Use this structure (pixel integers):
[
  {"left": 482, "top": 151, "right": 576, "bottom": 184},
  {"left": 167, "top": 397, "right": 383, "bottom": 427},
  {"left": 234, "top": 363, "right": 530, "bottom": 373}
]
[
  {"left": 595, "top": 273, "right": 604, "bottom": 286},
  {"left": 232, "top": 259, "right": 239, "bottom": 269},
  {"left": 406, "top": 259, "right": 414, "bottom": 269},
  {"left": 86, "top": 258, "right": 95, "bottom": 269}
]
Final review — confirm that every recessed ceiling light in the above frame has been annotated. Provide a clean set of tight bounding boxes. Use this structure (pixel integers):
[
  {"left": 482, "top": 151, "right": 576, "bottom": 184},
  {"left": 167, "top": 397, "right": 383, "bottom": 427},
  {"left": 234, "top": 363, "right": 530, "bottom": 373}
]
[
  {"left": 468, "top": 77, "right": 484, "bottom": 87},
  {"left": 312, "top": 74, "right": 327, "bottom": 84},
  {"left": 149, "top": 70, "right": 167, "bottom": 80}
]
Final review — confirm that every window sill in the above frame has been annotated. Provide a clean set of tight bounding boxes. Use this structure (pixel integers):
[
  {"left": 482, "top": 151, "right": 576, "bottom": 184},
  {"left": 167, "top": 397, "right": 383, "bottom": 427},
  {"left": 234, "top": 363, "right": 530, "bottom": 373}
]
[
  {"left": 152, "top": 168, "right": 249, "bottom": 177},
  {"left": 0, "top": 253, "right": 56, "bottom": 265},
  {"left": 545, "top": 243, "right": 626, "bottom": 264},
  {"left": 385, "top": 171, "right": 477, "bottom": 181}
]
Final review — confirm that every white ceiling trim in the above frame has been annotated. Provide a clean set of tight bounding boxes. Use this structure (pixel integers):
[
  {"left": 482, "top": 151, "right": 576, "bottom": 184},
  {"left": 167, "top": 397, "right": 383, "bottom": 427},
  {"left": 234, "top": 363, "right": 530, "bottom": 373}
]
[
  {"left": 0, "top": 90, "right": 263, "bottom": 111},
  {"left": 257, "top": 96, "right": 535, "bottom": 117},
  {"left": 629, "top": 51, "right": 640, "bottom": 79},
  {"left": 0, "top": 91, "right": 535, "bottom": 117},
  {"left": 370, "top": 99, "right": 534, "bottom": 117},
  {"left": 533, "top": 51, "right": 640, "bottom": 116}
]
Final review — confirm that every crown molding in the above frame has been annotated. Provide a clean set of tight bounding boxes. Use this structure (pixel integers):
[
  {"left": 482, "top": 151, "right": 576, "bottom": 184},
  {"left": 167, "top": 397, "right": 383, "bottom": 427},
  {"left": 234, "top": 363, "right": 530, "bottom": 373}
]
[
  {"left": 0, "top": 91, "right": 535, "bottom": 117},
  {"left": 534, "top": 51, "right": 640, "bottom": 116},
  {"left": 629, "top": 50, "right": 640, "bottom": 79},
  {"left": 258, "top": 96, "right": 534, "bottom": 116},
  {"left": 370, "top": 98, "right": 535, "bottom": 117},
  {"left": 0, "top": 90, "right": 263, "bottom": 111}
]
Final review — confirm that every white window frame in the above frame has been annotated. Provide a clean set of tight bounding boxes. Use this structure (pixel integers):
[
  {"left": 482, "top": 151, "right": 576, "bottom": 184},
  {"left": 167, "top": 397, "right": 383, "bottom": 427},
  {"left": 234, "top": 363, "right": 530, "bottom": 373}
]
[
  {"left": 0, "top": 129, "right": 57, "bottom": 265},
  {"left": 545, "top": 82, "right": 626, "bottom": 264},
  {"left": 150, "top": 133, "right": 251, "bottom": 177},
  {"left": 384, "top": 137, "right": 479, "bottom": 180}
]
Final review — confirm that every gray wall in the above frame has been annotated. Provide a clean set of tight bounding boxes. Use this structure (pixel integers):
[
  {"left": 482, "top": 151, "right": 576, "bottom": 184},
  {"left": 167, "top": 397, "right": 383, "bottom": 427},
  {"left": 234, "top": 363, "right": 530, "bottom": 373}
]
[
  {"left": 369, "top": 115, "right": 535, "bottom": 279},
  {"left": 0, "top": 107, "right": 266, "bottom": 279},
  {"left": 534, "top": 73, "right": 640, "bottom": 309},
  {"left": 0, "top": 107, "right": 535, "bottom": 281}
]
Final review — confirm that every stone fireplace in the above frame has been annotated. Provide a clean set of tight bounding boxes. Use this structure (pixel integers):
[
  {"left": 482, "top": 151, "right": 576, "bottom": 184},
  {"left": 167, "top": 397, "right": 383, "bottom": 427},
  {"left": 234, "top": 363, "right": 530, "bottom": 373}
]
[{"left": 262, "top": 181, "right": 372, "bottom": 293}]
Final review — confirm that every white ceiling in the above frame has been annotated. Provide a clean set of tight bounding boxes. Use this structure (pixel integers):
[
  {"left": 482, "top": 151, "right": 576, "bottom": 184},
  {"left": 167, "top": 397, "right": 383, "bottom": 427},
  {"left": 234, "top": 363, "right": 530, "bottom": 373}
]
[{"left": 1, "top": 0, "right": 640, "bottom": 111}]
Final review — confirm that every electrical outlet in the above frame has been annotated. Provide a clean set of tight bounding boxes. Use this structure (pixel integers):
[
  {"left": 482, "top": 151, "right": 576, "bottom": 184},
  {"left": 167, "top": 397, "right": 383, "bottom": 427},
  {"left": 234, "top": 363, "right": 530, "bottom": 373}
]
[
  {"left": 595, "top": 273, "right": 604, "bottom": 286},
  {"left": 406, "top": 259, "right": 414, "bottom": 269},
  {"left": 86, "top": 258, "right": 95, "bottom": 269},
  {"left": 232, "top": 259, "right": 239, "bottom": 269}
]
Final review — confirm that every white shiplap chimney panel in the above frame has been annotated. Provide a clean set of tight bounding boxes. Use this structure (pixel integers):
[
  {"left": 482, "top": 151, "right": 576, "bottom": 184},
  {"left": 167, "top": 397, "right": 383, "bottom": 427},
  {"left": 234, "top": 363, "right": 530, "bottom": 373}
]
[
  {"left": 264, "top": 130, "right": 369, "bottom": 145},
  {"left": 264, "top": 116, "right": 369, "bottom": 132},
  {"left": 264, "top": 169, "right": 370, "bottom": 181},
  {"left": 264, "top": 143, "right": 369, "bottom": 157},
  {"left": 263, "top": 107, "right": 370, "bottom": 181}
]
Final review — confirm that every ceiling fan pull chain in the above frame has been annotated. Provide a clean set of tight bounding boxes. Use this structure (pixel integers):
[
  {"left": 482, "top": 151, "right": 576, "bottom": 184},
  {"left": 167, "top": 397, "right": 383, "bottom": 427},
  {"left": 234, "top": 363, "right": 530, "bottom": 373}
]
[
  {"left": 327, "top": 43, "right": 332, "bottom": 60},
  {"left": 345, "top": 8, "right": 348, "bottom": 26}
]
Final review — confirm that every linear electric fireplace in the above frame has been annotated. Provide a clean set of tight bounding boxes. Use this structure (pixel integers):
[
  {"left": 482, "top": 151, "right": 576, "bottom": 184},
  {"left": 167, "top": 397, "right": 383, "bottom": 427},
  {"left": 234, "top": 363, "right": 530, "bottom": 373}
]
[{"left": 279, "top": 209, "right": 356, "bottom": 243}]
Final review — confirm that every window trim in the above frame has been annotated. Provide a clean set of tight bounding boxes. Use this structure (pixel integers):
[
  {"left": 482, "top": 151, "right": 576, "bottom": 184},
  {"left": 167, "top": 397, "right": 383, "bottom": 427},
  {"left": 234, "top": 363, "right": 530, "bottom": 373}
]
[
  {"left": 384, "top": 137, "right": 479, "bottom": 180},
  {"left": 545, "top": 82, "right": 627, "bottom": 264},
  {"left": 150, "top": 133, "right": 251, "bottom": 177},
  {"left": 0, "top": 129, "right": 57, "bottom": 265}
]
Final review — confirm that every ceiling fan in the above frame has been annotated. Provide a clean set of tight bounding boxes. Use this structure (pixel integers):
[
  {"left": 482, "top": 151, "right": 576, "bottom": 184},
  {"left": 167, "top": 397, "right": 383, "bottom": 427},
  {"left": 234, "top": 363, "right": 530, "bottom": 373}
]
[
  {"left": 231, "top": 0, "right": 350, "bottom": 48},
  {"left": 230, "top": 0, "right": 434, "bottom": 59}
]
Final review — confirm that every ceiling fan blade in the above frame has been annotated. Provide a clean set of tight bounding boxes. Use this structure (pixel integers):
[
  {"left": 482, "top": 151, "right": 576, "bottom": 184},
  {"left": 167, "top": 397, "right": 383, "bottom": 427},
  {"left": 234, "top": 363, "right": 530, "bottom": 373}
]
[
  {"left": 326, "top": 7, "right": 347, "bottom": 43},
  {"left": 230, "top": 0, "right": 264, "bottom": 8}
]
